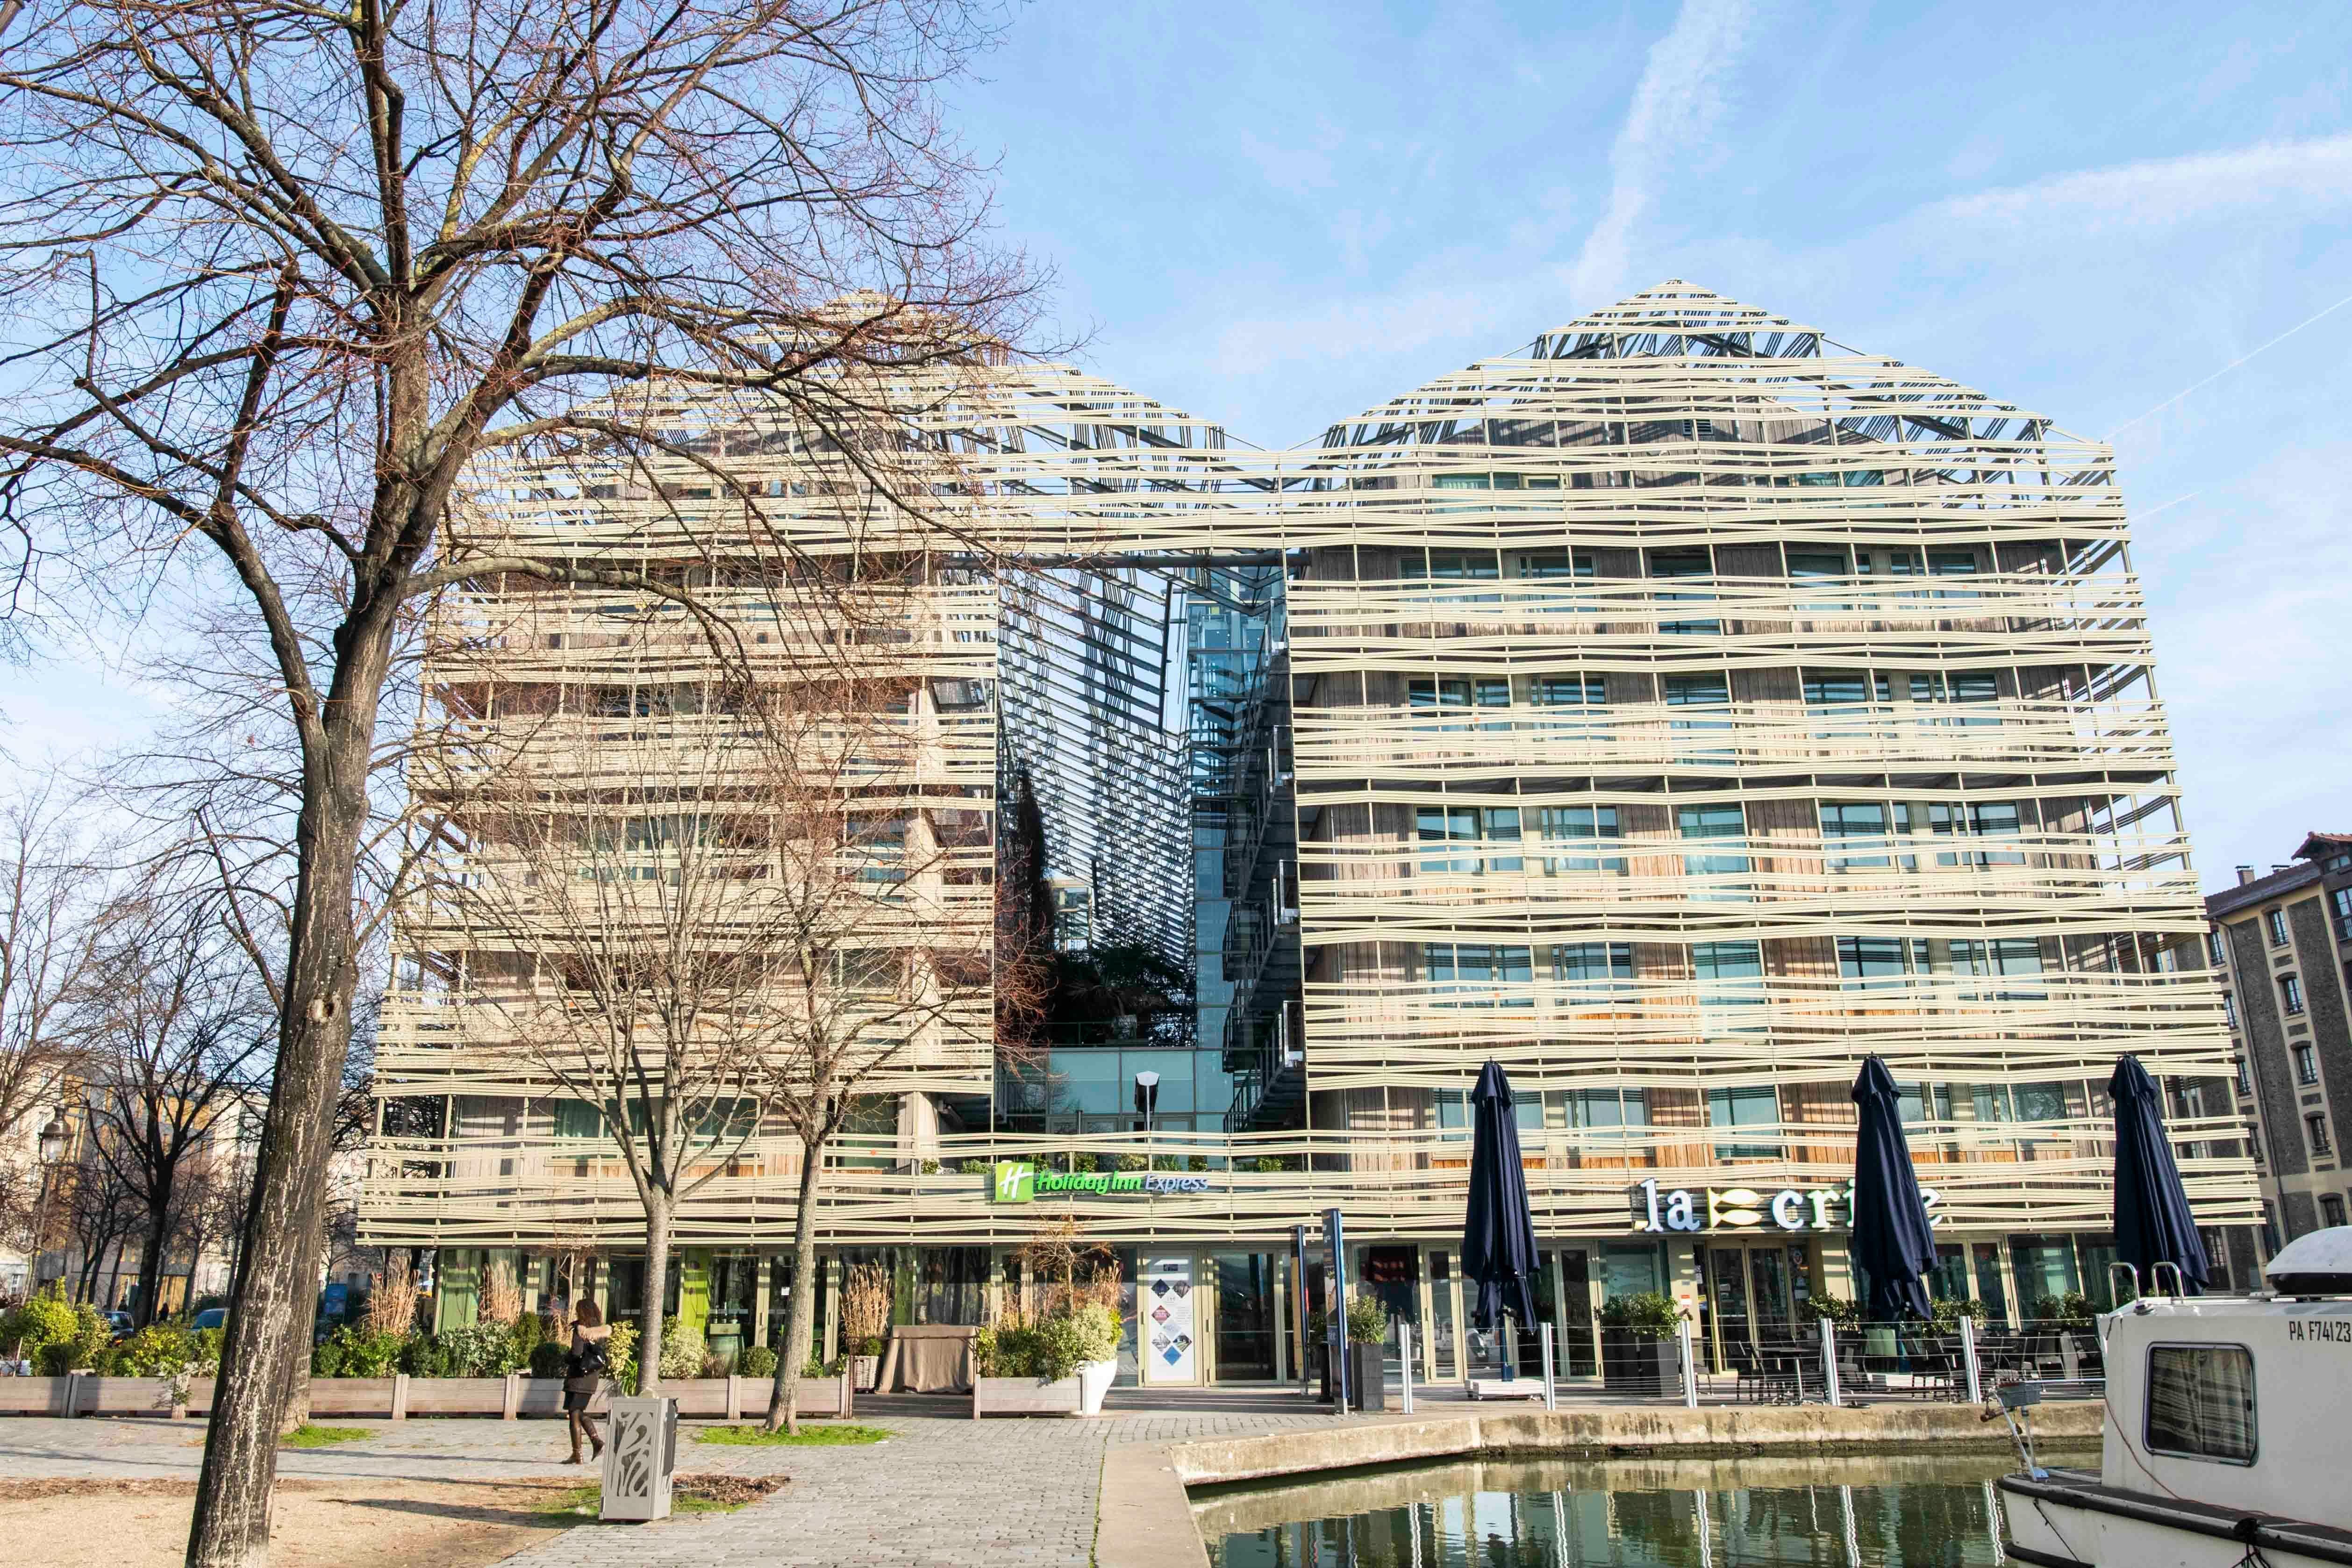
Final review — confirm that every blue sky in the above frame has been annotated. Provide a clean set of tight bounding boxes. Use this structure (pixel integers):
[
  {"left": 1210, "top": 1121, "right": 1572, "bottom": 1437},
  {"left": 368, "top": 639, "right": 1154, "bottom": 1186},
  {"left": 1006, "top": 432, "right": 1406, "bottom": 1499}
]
[
  {"left": 6, "top": 0, "right": 2349, "bottom": 891},
  {"left": 945, "top": 0, "right": 2352, "bottom": 888}
]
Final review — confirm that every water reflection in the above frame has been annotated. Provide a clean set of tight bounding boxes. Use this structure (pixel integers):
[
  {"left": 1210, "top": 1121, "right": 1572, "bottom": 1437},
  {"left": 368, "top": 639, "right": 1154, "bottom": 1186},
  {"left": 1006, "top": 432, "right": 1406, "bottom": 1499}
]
[{"left": 1198, "top": 1452, "right": 2039, "bottom": 1567}]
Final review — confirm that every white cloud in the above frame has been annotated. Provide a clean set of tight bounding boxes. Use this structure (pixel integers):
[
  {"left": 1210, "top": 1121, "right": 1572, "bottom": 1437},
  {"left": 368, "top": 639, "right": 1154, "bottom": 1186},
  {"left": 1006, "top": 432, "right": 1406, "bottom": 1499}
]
[
  {"left": 1912, "top": 133, "right": 2352, "bottom": 237},
  {"left": 1565, "top": 0, "right": 1761, "bottom": 307}
]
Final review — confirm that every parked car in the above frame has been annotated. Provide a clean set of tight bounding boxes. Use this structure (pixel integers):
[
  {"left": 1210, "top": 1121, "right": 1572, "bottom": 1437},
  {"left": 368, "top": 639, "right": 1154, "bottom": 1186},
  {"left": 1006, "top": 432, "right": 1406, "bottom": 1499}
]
[
  {"left": 103, "top": 1310, "right": 134, "bottom": 1340},
  {"left": 190, "top": 1308, "right": 227, "bottom": 1332}
]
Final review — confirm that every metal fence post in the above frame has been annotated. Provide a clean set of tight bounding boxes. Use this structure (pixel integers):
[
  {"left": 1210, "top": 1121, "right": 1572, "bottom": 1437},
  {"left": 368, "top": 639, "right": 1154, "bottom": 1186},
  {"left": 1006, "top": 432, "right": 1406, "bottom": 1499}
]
[
  {"left": 1399, "top": 1322, "right": 1415, "bottom": 1414},
  {"left": 1820, "top": 1318, "right": 1842, "bottom": 1408},
  {"left": 1540, "top": 1324, "right": 1557, "bottom": 1411},
  {"left": 1678, "top": 1317, "right": 1699, "bottom": 1408},
  {"left": 1960, "top": 1314, "right": 1982, "bottom": 1404}
]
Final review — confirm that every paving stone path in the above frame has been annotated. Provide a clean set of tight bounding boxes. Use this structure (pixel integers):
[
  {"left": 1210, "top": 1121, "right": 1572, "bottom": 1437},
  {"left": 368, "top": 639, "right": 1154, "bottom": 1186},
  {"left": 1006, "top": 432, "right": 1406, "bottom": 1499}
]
[{"left": 0, "top": 1388, "right": 1447, "bottom": 1567}]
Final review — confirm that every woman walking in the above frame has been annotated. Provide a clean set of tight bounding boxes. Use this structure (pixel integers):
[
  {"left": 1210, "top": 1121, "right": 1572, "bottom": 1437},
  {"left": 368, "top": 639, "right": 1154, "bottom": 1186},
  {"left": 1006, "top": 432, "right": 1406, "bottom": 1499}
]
[{"left": 562, "top": 1299, "right": 612, "bottom": 1465}]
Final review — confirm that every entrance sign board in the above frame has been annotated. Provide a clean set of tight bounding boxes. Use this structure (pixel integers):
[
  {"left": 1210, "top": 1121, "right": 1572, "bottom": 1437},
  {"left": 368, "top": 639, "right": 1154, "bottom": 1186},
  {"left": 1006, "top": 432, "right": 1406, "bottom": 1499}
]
[
  {"left": 1141, "top": 1256, "right": 1197, "bottom": 1382},
  {"left": 1627, "top": 1177, "right": 1943, "bottom": 1234},
  {"left": 989, "top": 1160, "right": 1209, "bottom": 1201}
]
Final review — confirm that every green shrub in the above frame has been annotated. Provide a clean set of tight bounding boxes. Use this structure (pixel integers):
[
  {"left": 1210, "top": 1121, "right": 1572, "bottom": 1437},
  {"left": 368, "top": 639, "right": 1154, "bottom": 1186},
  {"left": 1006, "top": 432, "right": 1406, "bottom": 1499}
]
[
  {"left": 397, "top": 1334, "right": 458, "bottom": 1379},
  {"left": 981, "top": 1303, "right": 1119, "bottom": 1383},
  {"left": 1930, "top": 1297, "right": 1988, "bottom": 1331},
  {"left": 121, "top": 1323, "right": 224, "bottom": 1378},
  {"left": 1344, "top": 1294, "right": 1389, "bottom": 1346},
  {"left": 2032, "top": 1291, "right": 2094, "bottom": 1327},
  {"left": 509, "top": 1311, "right": 544, "bottom": 1367},
  {"left": 658, "top": 1325, "right": 707, "bottom": 1381},
  {"left": 1599, "top": 1292, "right": 1681, "bottom": 1339},
  {"left": 605, "top": 1321, "right": 638, "bottom": 1391},
  {"left": 4, "top": 1289, "right": 106, "bottom": 1366},
  {"left": 1797, "top": 1296, "right": 1860, "bottom": 1328},
  {"left": 37, "top": 1341, "right": 75, "bottom": 1374},
  {"left": 309, "top": 1326, "right": 403, "bottom": 1379},
  {"left": 528, "top": 1341, "right": 569, "bottom": 1378},
  {"left": 737, "top": 1344, "right": 778, "bottom": 1379},
  {"left": 436, "top": 1320, "right": 523, "bottom": 1376}
]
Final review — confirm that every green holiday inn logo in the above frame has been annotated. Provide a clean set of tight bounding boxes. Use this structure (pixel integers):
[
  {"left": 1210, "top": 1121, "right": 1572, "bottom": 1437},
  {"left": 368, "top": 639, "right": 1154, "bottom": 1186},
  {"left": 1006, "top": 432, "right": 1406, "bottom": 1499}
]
[
  {"left": 993, "top": 1160, "right": 1035, "bottom": 1203},
  {"left": 985, "top": 1160, "right": 1213, "bottom": 1201}
]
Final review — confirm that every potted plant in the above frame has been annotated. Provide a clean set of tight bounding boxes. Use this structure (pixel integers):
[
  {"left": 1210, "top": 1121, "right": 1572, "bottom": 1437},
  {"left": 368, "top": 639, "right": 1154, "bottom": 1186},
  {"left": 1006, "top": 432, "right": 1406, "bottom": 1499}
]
[
  {"left": 1598, "top": 1292, "right": 1681, "bottom": 1394},
  {"left": 842, "top": 1262, "right": 891, "bottom": 1391},
  {"left": 1344, "top": 1295, "right": 1390, "bottom": 1411},
  {"left": 971, "top": 1301, "right": 1121, "bottom": 1415}
]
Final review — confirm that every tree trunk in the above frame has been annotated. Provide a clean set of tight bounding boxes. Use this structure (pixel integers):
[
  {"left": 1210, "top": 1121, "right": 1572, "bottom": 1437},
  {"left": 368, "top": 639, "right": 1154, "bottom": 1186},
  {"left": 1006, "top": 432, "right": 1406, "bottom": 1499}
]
[
  {"left": 185, "top": 695, "right": 378, "bottom": 1568},
  {"left": 135, "top": 1174, "right": 175, "bottom": 1331},
  {"left": 764, "top": 1146, "right": 825, "bottom": 1434},
  {"left": 639, "top": 1196, "right": 672, "bottom": 1396}
]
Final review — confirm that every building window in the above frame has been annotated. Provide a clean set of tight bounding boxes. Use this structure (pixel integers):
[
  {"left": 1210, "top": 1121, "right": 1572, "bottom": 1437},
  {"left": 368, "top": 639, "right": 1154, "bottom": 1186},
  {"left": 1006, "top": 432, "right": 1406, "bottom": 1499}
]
[
  {"left": 2334, "top": 888, "right": 2352, "bottom": 942},
  {"left": 2268, "top": 909, "right": 2290, "bottom": 946},
  {"left": 2144, "top": 1344, "right": 2257, "bottom": 1465},
  {"left": 2282, "top": 975, "right": 2306, "bottom": 1016},
  {"left": 2296, "top": 1043, "right": 2320, "bottom": 1086},
  {"left": 2309, "top": 1113, "right": 2332, "bottom": 1157},
  {"left": 2325, "top": 1195, "right": 2348, "bottom": 1230},
  {"left": 2223, "top": 992, "right": 2238, "bottom": 1030},
  {"left": 1707, "top": 1084, "right": 1782, "bottom": 1160},
  {"left": 2235, "top": 1057, "right": 2251, "bottom": 1096},
  {"left": 2208, "top": 930, "right": 2226, "bottom": 968}
]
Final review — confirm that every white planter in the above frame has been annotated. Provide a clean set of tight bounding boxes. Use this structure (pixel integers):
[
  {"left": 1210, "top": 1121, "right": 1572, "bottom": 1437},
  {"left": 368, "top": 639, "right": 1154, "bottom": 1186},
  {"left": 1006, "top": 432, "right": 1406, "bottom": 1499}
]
[
  {"left": 850, "top": 1354, "right": 880, "bottom": 1392},
  {"left": 1075, "top": 1358, "right": 1116, "bottom": 1416}
]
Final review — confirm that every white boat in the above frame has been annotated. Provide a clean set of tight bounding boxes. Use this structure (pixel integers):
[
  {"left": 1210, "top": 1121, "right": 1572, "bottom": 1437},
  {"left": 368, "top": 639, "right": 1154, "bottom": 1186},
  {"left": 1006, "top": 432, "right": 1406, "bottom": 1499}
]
[{"left": 2000, "top": 1229, "right": 2352, "bottom": 1568}]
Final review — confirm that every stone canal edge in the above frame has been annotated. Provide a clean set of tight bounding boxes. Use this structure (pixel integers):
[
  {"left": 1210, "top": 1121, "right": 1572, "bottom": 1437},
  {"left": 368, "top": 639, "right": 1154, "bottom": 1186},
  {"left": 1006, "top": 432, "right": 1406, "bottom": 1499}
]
[{"left": 1093, "top": 1402, "right": 2108, "bottom": 1568}]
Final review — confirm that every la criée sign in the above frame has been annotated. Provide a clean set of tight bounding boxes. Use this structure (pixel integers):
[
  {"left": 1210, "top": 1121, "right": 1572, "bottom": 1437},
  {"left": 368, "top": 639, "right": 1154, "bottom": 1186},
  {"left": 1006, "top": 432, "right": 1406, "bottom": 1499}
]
[{"left": 1628, "top": 1177, "right": 1944, "bottom": 1235}]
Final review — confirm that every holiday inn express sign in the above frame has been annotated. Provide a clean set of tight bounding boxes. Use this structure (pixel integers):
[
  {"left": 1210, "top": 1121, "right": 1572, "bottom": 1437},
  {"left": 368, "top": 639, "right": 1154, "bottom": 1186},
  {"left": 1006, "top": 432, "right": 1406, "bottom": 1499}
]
[
  {"left": 990, "top": 1160, "right": 1210, "bottom": 1202},
  {"left": 1628, "top": 1177, "right": 1944, "bottom": 1234}
]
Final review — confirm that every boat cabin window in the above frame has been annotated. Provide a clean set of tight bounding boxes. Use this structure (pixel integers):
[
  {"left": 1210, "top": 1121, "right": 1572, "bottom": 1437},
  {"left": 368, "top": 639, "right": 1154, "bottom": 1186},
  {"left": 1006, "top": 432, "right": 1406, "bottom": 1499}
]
[{"left": 2145, "top": 1344, "right": 2257, "bottom": 1465}]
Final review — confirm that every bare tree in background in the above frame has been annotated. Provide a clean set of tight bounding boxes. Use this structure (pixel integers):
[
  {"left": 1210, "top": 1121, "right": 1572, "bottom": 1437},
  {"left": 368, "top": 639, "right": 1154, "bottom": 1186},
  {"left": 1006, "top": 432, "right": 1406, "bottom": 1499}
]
[
  {"left": 77, "top": 898, "right": 271, "bottom": 1329},
  {"left": 0, "top": 783, "right": 102, "bottom": 1259},
  {"left": 428, "top": 656, "right": 986, "bottom": 1405},
  {"left": 0, "top": 1, "right": 1032, "bottom": 1556}
]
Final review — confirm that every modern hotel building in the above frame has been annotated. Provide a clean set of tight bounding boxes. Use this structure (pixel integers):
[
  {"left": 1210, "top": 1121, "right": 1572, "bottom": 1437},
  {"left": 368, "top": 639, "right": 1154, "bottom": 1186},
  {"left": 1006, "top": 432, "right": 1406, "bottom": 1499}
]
[{"left": 361, "top": 283, "right": 2259, "bottom": 1386}]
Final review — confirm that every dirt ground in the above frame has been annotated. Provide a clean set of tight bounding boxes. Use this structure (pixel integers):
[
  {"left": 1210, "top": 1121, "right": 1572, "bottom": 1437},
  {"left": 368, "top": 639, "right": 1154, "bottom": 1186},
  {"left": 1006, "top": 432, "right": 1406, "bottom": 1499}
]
[{"left": 0, "top": 1476, "right": 581, "bottom": 1568}]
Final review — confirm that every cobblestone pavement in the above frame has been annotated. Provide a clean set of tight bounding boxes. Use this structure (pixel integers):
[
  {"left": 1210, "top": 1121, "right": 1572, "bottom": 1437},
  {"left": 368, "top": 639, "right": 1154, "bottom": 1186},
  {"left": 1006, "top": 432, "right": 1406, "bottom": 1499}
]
[{"left": 0, "top": 1388, "right": 1440, "bottom": 1567}]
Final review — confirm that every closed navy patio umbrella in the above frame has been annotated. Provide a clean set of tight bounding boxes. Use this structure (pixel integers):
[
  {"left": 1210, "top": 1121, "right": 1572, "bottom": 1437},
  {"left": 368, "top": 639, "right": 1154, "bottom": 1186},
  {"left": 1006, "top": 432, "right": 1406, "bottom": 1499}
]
[
  {"left": 1462, "top": 1060, "right": 1539, "bottom": 1336},
  {"left": 2109, "top": 1054, "right": 2210, "bottom": 1295},
  {"left": 1849, "top": 1056, "right": 1937, "bottom": 1321}
]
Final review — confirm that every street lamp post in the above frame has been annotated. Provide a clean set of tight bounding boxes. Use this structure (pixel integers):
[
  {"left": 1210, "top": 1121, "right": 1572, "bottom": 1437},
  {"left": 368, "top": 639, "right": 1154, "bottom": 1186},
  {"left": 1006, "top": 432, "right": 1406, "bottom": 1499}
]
[
  {"left": 29, "top": 1108, "right": 69, "bottom": 1296},
  {"left": 1133, "top": 1072, "right": 1159, "bottom": 1171}
]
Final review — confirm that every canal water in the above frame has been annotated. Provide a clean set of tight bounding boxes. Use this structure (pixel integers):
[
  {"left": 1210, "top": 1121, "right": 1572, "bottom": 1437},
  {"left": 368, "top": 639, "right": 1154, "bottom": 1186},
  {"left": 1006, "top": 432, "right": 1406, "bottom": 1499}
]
[{"left": 1194, "top": 1450, "right": 2078, "bottom": 1566}]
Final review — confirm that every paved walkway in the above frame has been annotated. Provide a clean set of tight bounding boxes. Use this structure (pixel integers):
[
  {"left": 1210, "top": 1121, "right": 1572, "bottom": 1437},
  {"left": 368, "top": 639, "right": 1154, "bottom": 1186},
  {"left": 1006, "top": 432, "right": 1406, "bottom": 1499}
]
[
  {"left": 0, "top": 1389, "right": 1412, "bottom": 1567},
  {"left": 0, "top": 1380, "right": 1837, "bottom": 1567}
]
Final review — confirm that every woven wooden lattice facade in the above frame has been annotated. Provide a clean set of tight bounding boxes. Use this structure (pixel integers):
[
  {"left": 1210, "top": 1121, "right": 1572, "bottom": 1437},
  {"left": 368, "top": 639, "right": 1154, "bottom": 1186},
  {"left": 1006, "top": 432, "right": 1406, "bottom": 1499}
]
[{"left": 360, "top": 282, "right": 2259, "bottom": 1249}]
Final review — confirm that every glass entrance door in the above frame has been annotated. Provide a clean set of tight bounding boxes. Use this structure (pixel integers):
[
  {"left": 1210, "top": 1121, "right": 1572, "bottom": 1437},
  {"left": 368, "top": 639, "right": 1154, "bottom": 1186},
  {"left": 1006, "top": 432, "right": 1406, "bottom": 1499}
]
[
  {"left": 1424, "top": 1249, "right": 1461, "bottom": 1381},
  {"left": 1211, "top": 1254, "right": 1276, "bottom": 1382},
  {"left": 1557, "top": 1249, "right": 1597, "bottom": 1376},
  {"left": 1703, "top": 1245, "right": 1753, "bottom": 1374}
]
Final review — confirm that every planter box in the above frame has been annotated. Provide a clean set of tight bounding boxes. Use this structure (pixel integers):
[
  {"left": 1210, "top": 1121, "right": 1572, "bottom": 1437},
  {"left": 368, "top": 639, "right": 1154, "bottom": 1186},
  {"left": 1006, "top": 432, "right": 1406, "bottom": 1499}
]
[
  {"left": 972, "top": 1360, "right": 1115, "bottom": 1419},
  {"left": 849, "top": 1354, "right": 880, "bottom": 1393},
  {"left": 80, "top": 1376, "right": 177, "bottom": 1416},
  {"left": 401, "top": 1376, "right": 507, "bottom": 1416},
  {"left": 0, "top": 1377, "right": 76, "bottom": 1416},
  {"left": 310, "top": 1378, "right": 399, "bottom": 1418},
  {"left": 1601, "top": 1330, "right": 1680, "bottom": 1396}
]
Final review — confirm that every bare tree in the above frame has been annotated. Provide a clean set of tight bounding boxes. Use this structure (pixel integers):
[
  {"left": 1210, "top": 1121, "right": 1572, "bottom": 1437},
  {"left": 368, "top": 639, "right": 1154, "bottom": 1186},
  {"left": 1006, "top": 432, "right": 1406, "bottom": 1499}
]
[
  {"left": 0, "top": 784, "right": 101, "bottom": 1205},
  {"left": 428, "top": 657, "right": 982, "bottom": 1405},
  {"left": 0, "top": 2, "right": 1031, "bottom": 1556},
  {"left": 59, "top": 1127, "right": 144, "bottom": 1306},
  {"left": 77, "top": 899, "right": 270, "bottom": 1329}
]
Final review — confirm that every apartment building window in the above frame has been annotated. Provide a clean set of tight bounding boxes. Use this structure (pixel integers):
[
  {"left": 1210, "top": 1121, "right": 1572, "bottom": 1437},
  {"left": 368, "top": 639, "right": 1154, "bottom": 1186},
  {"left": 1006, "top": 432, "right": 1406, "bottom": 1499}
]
[
  {"left": 2333, "top": 887, "right": 2352, "bottom": 942},
  {"left": 2296, "top": 1043, "right": 2320, "bottom": 1086},
  {"left": 1677, "top": 802, "right": 1751, "bottom": 889},
  {"left": 2235, "top": 1057, "right": 2252, "bottom": 1096},
  {"left": 1415, "top": 805, "right": 1521, "bottom": 873},
  {"left": 2309, "top": 1113, "right": 2332, "bottom": 1157},
  {"left": 2268, "top": 909, "right": 2290, "bottom": 946},
  {"left": 2209, "top": 930, "right": 2226, "bottom": 967},
  {"left": 2223, "top": 992, "right": 2238, "bottom": 1030},
  {"left": 2282, "top": 974, "right": 2306, "bottom": 1016},
  {"left": 1535, "top": 805, "right": 1626, "bottom": 874},
  {"left": 2325, "top": 1195, "right": 2348, "bottom": 1230}
]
